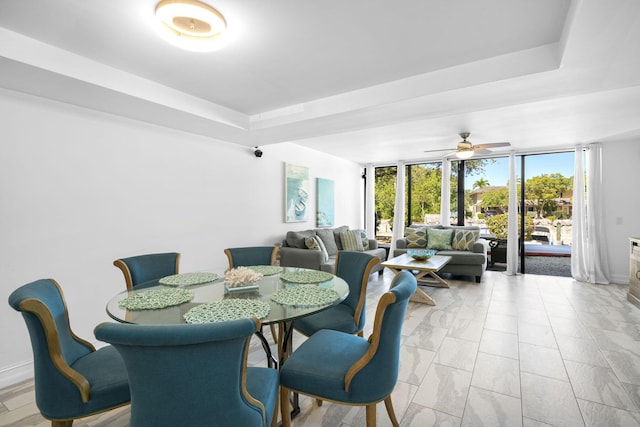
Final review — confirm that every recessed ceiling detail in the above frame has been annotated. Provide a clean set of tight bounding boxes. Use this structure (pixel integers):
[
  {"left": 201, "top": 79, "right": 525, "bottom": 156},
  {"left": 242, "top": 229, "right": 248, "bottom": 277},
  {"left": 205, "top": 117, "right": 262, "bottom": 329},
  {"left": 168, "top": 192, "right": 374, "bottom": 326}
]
[{"left": 155, "top": 0, "right": 227, "bottom": 52}]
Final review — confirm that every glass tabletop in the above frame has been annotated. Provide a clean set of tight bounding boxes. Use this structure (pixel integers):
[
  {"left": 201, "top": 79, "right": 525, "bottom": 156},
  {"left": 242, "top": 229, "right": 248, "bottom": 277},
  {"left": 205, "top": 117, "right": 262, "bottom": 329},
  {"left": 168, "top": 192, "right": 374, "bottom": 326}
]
[{"left": 106, "top": 267, "right": 349, "bottom": 325}]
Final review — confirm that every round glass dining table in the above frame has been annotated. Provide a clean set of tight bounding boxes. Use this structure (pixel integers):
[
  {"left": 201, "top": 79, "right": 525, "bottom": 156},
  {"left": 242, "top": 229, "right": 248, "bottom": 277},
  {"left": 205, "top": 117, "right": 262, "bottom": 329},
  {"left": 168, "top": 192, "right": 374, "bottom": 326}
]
[{"left": 105, "top": 267, "right": 349, "bottom": 368}]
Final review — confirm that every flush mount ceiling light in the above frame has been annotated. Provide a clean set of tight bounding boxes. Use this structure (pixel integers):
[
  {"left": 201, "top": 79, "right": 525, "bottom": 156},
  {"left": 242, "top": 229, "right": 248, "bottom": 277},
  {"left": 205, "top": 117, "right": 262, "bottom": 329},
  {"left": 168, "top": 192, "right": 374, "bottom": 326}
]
[{"left": 155, "top": 0, "right": 227, "bottom": 52}]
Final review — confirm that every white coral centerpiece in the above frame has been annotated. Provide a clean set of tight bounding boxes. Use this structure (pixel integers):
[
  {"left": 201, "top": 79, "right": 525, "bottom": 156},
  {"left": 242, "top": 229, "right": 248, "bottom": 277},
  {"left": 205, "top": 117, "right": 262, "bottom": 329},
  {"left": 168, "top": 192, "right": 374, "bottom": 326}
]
[{"left": 224, "top": 266, "right": 263, "bottom": 287}]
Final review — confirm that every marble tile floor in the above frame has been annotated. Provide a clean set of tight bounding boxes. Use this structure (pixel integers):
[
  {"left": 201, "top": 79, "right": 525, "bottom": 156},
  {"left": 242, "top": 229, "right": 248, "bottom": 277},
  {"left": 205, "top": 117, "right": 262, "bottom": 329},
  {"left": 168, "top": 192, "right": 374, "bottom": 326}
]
[{"left": 3, "top": 269, "right": 640, "bottom": 426}]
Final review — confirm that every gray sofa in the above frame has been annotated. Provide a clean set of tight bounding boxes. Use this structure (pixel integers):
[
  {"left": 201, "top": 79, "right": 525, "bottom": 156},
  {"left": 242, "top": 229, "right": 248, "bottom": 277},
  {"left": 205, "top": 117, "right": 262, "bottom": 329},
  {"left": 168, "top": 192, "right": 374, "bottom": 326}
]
[
  {"left": 280, "top": 225, "right": 386, "bottom": 274},
  {"left": 393, "top": 225, "right": 487, "bottom": 283}
]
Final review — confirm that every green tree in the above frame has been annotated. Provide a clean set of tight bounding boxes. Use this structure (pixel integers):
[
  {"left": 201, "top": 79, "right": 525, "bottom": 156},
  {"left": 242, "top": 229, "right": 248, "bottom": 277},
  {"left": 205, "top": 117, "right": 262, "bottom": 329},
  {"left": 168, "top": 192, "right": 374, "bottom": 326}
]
[
  {"left": 409, "top": 164, "right": 442, "bottom": 223},
  {"left": 374, "top": 159, "right": 497, "bottom": 228},
  {"left": 486, "top": 213, "right": 534, "bottom": 240},
  {"left": 473, "top": 178, "right": 490, "bottom": 189},
  {"left": 525, "top": 173, "right": 571, "bottom": 218},
  {"left": 481, "top": 187, "right": 509, "bottom": 210},
  {"left": 374, "top": 166, "right": 397, "bottom": 221}
]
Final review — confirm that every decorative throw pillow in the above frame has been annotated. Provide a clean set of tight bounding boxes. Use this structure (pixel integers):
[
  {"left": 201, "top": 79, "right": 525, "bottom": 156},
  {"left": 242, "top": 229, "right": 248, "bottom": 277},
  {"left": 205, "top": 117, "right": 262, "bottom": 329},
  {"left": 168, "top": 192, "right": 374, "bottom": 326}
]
[
  {"left": 332, "top": 225, "right": 349, "bottom": 250},
  {"left": 405, "top": 227, "right": 427, "bottom": 248},
  {"left": 426, "top": 228, "right": 453, "bottom": 250},
  {"left": 452, "top": 229, "right": 480, "bottom": 251},
  {"left": 304, "top": 236, "right": 329, "bottom": 262},
  {"left": 355, "top": 229, "right": 370, "bottom": 250},
  {"left": 340, "top": 230, "right": 365, "bottom": 251},
  {"left": 315, "top": 228, "right": 338, "bottom": 256},
  {"left": 304, "top": 236, "right": 318, "bottom": 249}
]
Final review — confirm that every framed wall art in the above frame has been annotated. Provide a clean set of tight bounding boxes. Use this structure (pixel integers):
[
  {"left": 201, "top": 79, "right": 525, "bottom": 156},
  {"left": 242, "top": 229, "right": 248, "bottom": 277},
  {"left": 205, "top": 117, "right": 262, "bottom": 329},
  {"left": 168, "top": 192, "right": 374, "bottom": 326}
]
[
  {"left": 284, "top": 163, "right": 309, "bottom": 222},
  {"left": 316, "top": 178, "right": 335, "bottom": 227}
]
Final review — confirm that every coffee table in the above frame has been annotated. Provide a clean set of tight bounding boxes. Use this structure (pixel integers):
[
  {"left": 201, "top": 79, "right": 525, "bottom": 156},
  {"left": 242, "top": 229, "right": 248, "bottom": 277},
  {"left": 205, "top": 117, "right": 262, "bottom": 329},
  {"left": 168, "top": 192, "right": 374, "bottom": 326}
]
[{"left": 381, "top": 254, "right": 452, "bottom": 305}]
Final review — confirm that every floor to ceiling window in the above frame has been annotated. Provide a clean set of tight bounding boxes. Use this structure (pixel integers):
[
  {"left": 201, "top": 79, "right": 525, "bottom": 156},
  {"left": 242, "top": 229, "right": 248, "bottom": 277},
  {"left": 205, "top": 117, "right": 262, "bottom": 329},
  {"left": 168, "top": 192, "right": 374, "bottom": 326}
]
[{"left": 373, "top": 151, "right": 574, "bottom": 277}]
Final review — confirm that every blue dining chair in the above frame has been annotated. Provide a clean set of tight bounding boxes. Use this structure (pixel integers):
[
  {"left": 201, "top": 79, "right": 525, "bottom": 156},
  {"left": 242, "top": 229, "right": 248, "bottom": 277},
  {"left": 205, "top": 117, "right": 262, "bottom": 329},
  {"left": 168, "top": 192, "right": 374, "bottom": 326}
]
[
  {"left": 293, "top": 251, "right": 380, "bottom": 338},
  {"left": 224, "top": 246, "right": 279, "bottom": 343},
  {"left": 8, "top": 279, "right": 131, "bottom": 427},
  {"left": 113, "top": 252, "right": 180, "bottom": 290},
  {"left": 94, "top": 318, "right": 279, "bottom": 427},
  {"left": 279, "top": 271, "right": 417, "bottom": 427},
  {"left": 224, "top": 246, "right": 279, "bottom": 269}
]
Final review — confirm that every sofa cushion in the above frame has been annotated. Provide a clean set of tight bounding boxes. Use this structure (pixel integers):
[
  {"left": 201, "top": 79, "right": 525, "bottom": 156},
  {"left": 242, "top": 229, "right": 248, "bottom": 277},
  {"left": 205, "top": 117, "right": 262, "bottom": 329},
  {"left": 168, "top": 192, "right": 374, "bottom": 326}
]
[
  {"left": 340, "top": 230, "right": 365, "bottom": 251},
  {"left": 315, "top": 228, "right": 339, "bottom": 256},
  {"left": 286, "top": 230, "right": 316, "bottom": 249},
  {"left": 451, "top": 229, "right": 479, "bottom": 251},
  {"left": 426, "top": 228, "right": 453, "bottom": 250},
  {"left": 405, "top": 226, "right": 427, "bottom": 248},
  {"left": 437, "top": 250, "right": 486, "bottom": 265},
  {"left": 332, "top": 225, "right": 349, "bottom": 250}
]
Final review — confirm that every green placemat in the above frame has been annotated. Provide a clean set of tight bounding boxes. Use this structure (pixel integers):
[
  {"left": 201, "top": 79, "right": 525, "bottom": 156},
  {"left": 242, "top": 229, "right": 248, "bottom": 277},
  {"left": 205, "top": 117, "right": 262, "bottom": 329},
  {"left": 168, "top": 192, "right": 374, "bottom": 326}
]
[
  {"left": 184, "top": 299, "right": 271, "bottom": 324},
  {"left": 118, "top": 288, "right": 194, "bottom": 310},
  {"left": 271, "top": 285, "right": 340, "bottom": 307},
  {"left": 246, "top": 265, "right": 283, "bottom": 276},
  {"left": 159, "top": 272, "right": 218, "bottom": 286},
  {"left": 280, "top": 270, "right": 334, "bottom": 284}
]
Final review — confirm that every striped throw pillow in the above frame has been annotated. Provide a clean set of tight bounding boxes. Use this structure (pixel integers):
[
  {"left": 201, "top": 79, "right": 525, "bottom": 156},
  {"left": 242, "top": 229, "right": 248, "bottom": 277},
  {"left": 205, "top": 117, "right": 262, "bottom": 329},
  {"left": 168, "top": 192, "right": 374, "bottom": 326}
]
[{"left": 340, "top": 230, "right": 365, "bottom": 251}]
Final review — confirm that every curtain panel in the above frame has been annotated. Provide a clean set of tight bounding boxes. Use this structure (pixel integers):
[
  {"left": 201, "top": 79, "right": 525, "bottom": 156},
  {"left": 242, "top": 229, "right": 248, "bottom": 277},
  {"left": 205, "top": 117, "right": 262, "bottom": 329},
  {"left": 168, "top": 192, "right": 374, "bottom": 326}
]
[
  {"left": 390, "top": 160, "right": 406, "bottom": 259},
  {"left": 571, "top": 144, "right": 610, "bottom": 284}
]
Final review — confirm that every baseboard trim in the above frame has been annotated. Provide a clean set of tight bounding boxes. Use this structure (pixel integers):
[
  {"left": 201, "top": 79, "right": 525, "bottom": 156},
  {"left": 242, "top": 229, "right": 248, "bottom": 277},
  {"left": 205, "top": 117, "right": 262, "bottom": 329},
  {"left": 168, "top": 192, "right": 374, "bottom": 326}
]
[{"left": 0, "top": 361, "right": 33, "bottom": 389}]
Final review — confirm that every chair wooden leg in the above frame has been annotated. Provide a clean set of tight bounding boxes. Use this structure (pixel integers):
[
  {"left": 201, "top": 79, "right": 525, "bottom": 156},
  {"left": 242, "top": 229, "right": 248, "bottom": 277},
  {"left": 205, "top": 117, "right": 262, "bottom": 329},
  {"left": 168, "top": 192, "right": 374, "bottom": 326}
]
[
  {"left": 52, "top": 420, "right": 73, "bottom": 427},
  {"left": 280, "top": 387, "right": 291, "bottom": 427},
  {"left": 384, "top": 396, "right": 399, "bottom": 427},
  {"left": 270, "top": 391, "right": 279, "bottom": 427},
  {"left": 316, "top": 398, "right": 323, "bottom": 406},
  {"left": 365, "top": 404, "right": 377, "bottom": 427}
]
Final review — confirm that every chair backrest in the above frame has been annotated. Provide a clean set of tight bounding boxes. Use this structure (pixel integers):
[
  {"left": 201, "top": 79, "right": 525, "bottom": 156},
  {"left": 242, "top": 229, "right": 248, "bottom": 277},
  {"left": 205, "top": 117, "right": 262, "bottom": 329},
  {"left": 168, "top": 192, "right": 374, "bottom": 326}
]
[
  {"left": 334, "top": 251, "right": 380, "bottom": 328},
  {"left": 343, "top": 271, "right": 417, "bottom": 399},
  {"left": 224, "top": 246, "right": 278, "bottom": 269},
  {"left": 94, "top": 318, "right": 268, "bottom": 427},
  {"left": 113, "top": 252, "right": 180, "bottom": 290},
  {"left": 8, "top": 279, "right": 97, "bottom": 417}
]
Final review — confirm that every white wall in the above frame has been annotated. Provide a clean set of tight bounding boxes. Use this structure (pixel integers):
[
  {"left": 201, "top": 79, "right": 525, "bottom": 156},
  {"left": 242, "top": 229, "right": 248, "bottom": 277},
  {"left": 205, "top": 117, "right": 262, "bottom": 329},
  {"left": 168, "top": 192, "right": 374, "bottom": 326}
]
[
  {"left": 601, "top": 140, "right": 640, "bottom": 284},
  {"left": 0, "top": 89, "right": 364, "bottom": 387}
]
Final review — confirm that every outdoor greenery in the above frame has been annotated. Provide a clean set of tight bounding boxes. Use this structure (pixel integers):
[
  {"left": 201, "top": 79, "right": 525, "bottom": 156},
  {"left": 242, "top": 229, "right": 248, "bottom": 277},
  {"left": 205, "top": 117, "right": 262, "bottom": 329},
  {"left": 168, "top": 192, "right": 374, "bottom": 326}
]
[
  {"left": 486, "top": 213, "right": 534, "bottom": 240},
  {"left": 480, "top": 173, "right": 571, "bottom": 219},
  {"left": 375, "top": 159, "right": 495, "bottom": 226}
]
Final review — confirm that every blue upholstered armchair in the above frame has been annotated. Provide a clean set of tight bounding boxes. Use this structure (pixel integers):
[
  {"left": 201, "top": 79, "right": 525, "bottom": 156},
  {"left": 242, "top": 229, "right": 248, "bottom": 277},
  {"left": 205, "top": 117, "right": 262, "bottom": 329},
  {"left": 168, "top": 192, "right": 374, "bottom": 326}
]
[
  {"left": 224, "top": 246, "right": 279, "bottom": 269},
  {"left": 113, "top": 252, "right": 180, "bottom": 289},
  {"left": 279, "top": 271, "right": 417, "bottom": 427},
  {"left": 8, "top": 279, "right": 131, "bottom": 427},
  {"left": 94, "top": 317, "right": 279, "bottom": 427},
  {"left": 294, "top": 251, "right": 379, "bottom": 338}
]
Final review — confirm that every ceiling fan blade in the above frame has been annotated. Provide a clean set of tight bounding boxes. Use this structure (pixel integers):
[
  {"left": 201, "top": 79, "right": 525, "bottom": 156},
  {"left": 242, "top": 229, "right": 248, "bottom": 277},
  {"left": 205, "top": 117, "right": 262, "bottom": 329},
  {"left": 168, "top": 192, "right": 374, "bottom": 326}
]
[
  {"left": 473, "top": 142, "right": 511, "bottom": 149},
  {"left": 423, "top": 148, "right": 452, "bottom": 153}
]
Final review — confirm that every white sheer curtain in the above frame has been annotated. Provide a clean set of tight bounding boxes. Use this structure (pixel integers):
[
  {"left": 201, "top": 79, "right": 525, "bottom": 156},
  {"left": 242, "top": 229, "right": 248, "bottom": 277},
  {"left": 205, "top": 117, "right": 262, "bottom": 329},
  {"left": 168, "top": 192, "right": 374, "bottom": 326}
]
[
  {"left": 571, "top": 144, "right": 610, "bottom": 284},
  {"left": 364, "top": 164, "right": 376, "bottom": 240},
  {"left": 440, "top": 158, "right": 451, "bottom": 225},
  {"left": 505, "top": 151, "right": 519, "bottom": 275},
  {"left": 389, "top": 160, "right": 406, "bottom": 260}
]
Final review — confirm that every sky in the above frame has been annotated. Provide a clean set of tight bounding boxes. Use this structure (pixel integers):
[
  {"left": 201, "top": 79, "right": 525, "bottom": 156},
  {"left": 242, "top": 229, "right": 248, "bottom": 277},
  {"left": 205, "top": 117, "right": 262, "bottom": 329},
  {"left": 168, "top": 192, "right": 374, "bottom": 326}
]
[{"left": 465, "top": 151, "right": 575, "bottom": 189}]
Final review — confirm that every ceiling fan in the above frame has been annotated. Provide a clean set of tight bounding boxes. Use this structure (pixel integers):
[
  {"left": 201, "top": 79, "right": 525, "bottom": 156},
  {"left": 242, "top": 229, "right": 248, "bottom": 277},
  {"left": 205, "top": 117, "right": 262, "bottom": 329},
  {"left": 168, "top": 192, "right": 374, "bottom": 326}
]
[{"left": 424, "top": 132, "right": 511, "bottom": 159}]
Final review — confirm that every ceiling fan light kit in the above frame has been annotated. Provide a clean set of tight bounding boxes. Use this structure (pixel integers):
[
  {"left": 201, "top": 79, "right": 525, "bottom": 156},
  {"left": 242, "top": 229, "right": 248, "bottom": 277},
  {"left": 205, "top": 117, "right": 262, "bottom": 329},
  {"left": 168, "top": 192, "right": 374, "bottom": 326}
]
[
  {"left": 424, "top": 132, "right": 511, "bottom": 159},
  {"left": 155, "top": 0, "right": 227, "bottom": 52}
]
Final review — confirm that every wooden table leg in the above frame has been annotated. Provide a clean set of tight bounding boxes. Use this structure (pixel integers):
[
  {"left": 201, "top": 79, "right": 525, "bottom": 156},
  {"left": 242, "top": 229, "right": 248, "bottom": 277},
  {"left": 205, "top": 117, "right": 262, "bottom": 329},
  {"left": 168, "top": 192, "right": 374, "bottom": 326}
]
[
  {"left": 410, "top": 287, "right": 437, "bottom": 305},
  {"left": 387, "top": 268, "right": 437, "bottom": 305},
  {"left": 415, "top": 271, "right": 450, "bottom": 288}
]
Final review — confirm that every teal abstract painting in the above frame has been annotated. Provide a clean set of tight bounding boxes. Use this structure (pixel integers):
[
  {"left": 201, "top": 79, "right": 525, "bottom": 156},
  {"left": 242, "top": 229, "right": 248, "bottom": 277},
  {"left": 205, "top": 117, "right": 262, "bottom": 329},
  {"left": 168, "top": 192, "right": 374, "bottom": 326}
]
[{"left": 316, "top": 178, "right": 335, "bottom": 227}]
